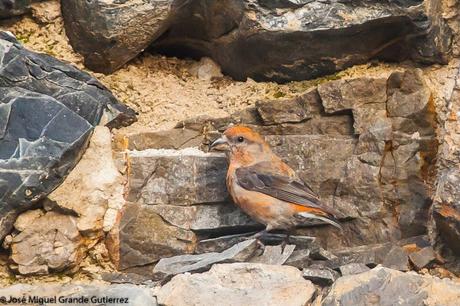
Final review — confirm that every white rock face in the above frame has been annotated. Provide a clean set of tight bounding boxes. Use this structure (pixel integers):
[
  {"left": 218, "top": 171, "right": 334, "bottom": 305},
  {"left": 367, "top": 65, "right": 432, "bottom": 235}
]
[
  {"left": 48, "top": 126, "right": 125, "bottom": 234},
  {"left": 155, "top": 263, "right": 316, "bottom": 306}
]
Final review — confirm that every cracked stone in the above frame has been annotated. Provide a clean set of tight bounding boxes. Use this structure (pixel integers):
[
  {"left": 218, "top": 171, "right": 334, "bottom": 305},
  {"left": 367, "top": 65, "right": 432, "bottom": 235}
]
[{"left": 8, "top": 210, "right": 83, "bottom": 275}]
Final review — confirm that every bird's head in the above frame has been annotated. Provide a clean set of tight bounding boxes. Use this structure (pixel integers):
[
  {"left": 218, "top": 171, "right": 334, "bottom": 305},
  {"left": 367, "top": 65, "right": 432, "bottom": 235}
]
[{"left": 210, "top": 125, "right": 271, "bottom": 166}]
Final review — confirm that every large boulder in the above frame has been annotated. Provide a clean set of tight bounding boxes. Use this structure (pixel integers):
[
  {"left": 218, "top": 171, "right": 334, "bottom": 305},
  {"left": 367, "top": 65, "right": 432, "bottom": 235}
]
[
  {"left": 0, "top": 32, "right": 136, "bottom": 240},
  {"left": 323, "top": 267, "right": 460, "bottom": 306},
  {"left": 61, "top": 0, "right": 174, "bottom": 73}
]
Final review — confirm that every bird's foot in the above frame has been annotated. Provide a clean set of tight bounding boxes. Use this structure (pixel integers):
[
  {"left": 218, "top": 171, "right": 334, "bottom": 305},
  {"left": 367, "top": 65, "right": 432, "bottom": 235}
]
[{"left": 280, "top": 233, "right": 291, "bottom": 252}]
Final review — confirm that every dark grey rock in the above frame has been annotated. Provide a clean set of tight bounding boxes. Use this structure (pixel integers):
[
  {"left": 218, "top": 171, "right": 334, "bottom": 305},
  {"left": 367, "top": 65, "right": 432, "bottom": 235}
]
[
  {"left": 0, "top": 0, "right": 30, "bottom": 18},
  {"left": 382, "top": 246, "right": 410, "bottom": 271},
  {"left": 409, "top": 247, "right": 437, "bottom": 270},
  {"left": 152, "top": 239, "right": 259, "bottom": 280},
  {"left": 62, "top": 0, "right": 174, "bottom": 73},
  {"left": 339, "top": 263, "right": 370, "bottom": 276},
  {"left": 302, "top": 267, "right": 339, "bottom": 286},
  {"left": 323, "top": 267, "right": 460, "bottom": 306},
  {"left": 0, "top": 33, "right": 135, "bottom": 240},
  {"left": 152, "top": 0, "right": 429, "bottom": 82}
]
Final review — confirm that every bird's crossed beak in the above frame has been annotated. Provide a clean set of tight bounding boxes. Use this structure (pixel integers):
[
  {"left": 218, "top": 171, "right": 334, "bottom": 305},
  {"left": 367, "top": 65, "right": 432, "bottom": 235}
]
[{"left": 209, "top": 135, "right": 230, "bottom": 151}]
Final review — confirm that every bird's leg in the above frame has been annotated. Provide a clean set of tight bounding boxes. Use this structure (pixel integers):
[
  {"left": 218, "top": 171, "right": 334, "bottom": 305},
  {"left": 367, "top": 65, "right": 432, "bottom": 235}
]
[
  {"left": 280, "top": 230, "right": 291, "bottom": 252},
  {"left": 249, "top": 229, "right": 268, "bottom": 240}
]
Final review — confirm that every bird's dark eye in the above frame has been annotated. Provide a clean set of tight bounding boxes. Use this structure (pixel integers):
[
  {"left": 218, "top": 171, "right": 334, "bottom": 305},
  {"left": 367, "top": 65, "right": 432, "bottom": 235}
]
[{"left": 237, "top": 136, "right": 244, "bottom": 143}]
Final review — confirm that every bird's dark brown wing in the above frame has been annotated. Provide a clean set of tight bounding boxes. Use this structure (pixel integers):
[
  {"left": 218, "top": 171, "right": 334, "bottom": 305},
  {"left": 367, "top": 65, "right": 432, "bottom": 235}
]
[{"left": 235, "top": 161, "right": 322, "bottom": 209}]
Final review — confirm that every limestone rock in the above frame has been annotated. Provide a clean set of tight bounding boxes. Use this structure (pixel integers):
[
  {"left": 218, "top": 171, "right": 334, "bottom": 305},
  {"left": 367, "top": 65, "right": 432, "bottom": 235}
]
[
  {"left": 323, "top": 267, "right": 460, "bottom": 306},
  {"left": 46, "top": 126, "right": 125, "bottom": 235},
  {"left": 0, "top": 32, "right": 135, "bottom": 240},
  {"left": 155, "top": 263, "right": 316, "bottom": 306},
  {"left": 9, "top": 211, "right": 83, "bottom": 275},
  {"left": 62, "top": 0, "right": 174, "bottom": 73}
]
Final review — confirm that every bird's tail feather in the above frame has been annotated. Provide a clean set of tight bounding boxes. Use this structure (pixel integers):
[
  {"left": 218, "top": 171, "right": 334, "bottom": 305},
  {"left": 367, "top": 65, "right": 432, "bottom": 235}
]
[{"left": 297, "top": 212, "right": 343, "bottom": 231}]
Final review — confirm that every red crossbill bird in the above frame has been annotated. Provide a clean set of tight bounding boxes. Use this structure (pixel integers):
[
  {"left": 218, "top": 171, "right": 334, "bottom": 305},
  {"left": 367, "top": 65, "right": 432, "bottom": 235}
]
[{"left": 210, "top": 125, "right": 342, "bottom": 236}]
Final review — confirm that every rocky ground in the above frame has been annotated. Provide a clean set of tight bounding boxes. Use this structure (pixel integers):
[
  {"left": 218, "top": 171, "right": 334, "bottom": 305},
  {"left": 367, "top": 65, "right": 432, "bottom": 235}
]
[{"left": 0, "top": 0, "right": 459, "bottom": 305}]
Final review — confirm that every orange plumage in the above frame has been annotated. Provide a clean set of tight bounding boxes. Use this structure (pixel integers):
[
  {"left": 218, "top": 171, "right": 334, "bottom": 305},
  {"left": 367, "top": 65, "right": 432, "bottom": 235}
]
[{"left": 210, "top": 125, "right": 342, "bottom": 234}]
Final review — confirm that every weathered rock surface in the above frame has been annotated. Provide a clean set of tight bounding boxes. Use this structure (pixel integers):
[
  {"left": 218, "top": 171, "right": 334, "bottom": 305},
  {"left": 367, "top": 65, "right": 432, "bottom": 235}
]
[
  {"left": 339, "top": 263, "right": 370, "bottom": 276},
  {"left": 409, "top": 246, "right": 437, "bottom": 270},
  {"left": 152, "top": 239, "right": 258, "bottom": 279},
  {"left": 106, "top": 202, "right": 196, "bottom": 273},
  {"left": 251, "top": 244, "right": 295, "bottom": 265},
  {"left": 126, "top": 149, "right": 228, "bottom": 206},
  {"left": 0, "top": 284, "right": 157, "bottom": 306},
  {"left": 62, "top": 0, "right": 174, "bottom": 73},
  {"left": 8, "top": 210, "right": 83, "bottom": 275},
  {"left": 115, "top": 68, "right": 438, "bottom": 256},
  {"left": 152, "top": 0, "right": 431, "bottom": 82},
  {"left": 155, "top": 263, "right": 316, "bottom": 306},
  {"left": 430, "top": 60, "right": 460, "bottom": 266},
  {"left": 0, "top": 32, "right": 135, "bottom": 241},
  {"left": 323, "top": 267, "right": 460, "bottom": 306},
  {"left": 381, "top": 246, "right": 411, "bottom": 271},
  {"left": 46, "top": 126, "right": 125, "bottom": 235},
  {"left": 0, "top": 0, "right": 30, "bottom": 19}
]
